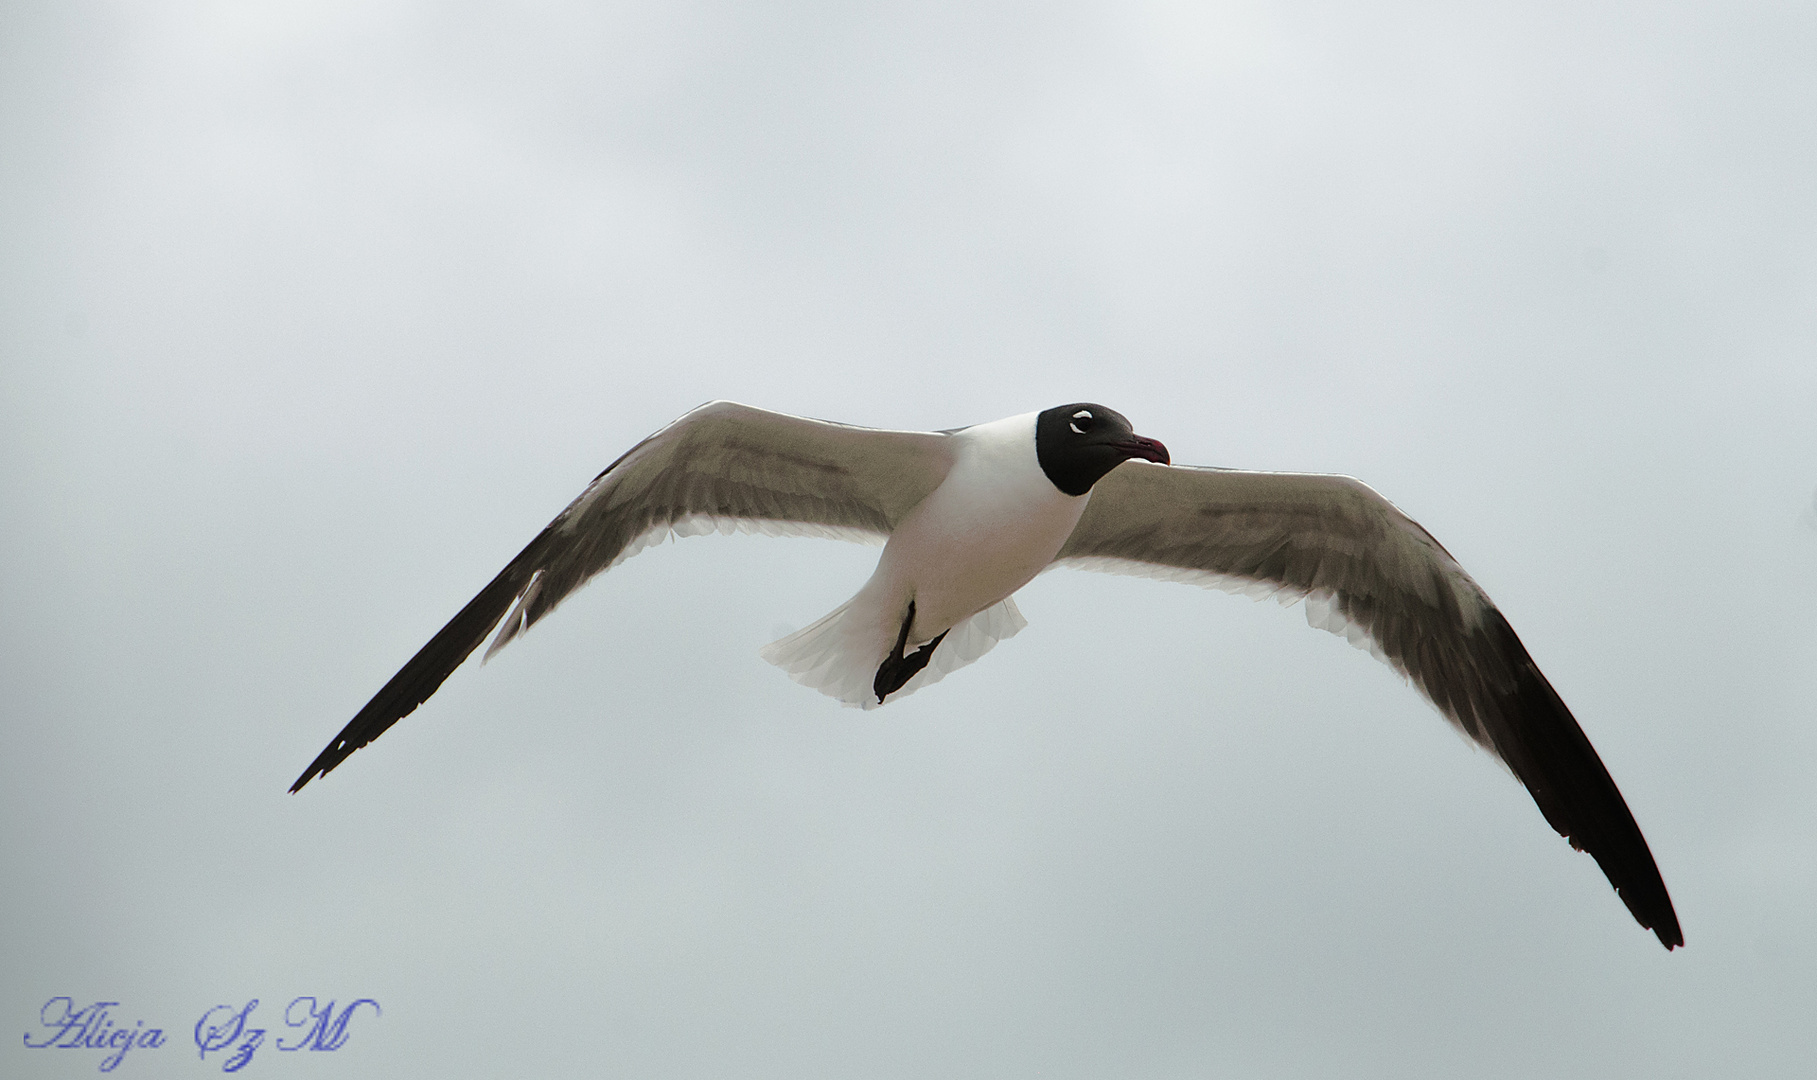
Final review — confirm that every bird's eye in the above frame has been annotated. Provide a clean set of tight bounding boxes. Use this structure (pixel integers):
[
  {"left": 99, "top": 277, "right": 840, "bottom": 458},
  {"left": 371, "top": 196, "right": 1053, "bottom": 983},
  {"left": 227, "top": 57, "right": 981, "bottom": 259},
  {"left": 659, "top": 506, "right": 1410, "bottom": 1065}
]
[{"left": 1070, "top": 410, "right": 1094, "bottom": 435}]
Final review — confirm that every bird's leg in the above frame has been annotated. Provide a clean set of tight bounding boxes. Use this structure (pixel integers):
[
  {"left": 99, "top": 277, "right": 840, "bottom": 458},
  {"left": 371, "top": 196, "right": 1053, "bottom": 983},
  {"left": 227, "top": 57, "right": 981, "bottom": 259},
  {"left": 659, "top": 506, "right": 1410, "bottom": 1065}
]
[{"left": 874, "top": 600, "right": 949, "bottom": 703}]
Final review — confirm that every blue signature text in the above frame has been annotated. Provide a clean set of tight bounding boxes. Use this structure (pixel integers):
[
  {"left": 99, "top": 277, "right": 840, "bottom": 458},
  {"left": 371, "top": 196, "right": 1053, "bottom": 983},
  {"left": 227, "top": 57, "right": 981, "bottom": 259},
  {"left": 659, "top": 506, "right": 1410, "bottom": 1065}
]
[
  {"left": 26, "top": 995, "right": 379, "bottom": 1072},
  {"left": 24, "top": 999, "right": 165, "bottom": 1072}
]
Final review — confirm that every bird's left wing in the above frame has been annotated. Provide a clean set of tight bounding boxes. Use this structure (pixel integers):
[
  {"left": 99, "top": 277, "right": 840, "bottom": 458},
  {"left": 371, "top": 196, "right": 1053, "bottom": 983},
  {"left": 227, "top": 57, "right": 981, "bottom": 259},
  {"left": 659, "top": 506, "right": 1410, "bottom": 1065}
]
[
  {"left": 1055, "top": 461, "right": 1682, "bottom": 949},
  {"left": 290, "top": 401, "right": 954, "bottom": 792}
]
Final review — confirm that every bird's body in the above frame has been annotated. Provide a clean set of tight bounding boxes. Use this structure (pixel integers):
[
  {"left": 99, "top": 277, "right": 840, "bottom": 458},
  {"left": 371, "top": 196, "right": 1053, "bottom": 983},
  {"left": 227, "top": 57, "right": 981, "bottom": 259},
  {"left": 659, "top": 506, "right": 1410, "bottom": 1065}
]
[
  {"left": 764, "top": 411, "right": 1093, "bottom": 706},
  {"left": 884, "top": 411, "right": 1090, "bottom": 641},
  {"left": 290, "top": 399, "right": 1683, "bottom": 951}
]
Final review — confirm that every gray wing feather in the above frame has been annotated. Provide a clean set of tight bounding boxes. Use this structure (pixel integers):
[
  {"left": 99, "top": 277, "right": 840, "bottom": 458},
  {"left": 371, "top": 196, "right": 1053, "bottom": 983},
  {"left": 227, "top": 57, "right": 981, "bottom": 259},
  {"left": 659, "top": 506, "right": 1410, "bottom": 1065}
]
[
  {"left": 291, "top": 401, "right": 953, "bottom": 792},
  {"left": 1057, "top": 462, "right": 1683, "bottom": 949}
]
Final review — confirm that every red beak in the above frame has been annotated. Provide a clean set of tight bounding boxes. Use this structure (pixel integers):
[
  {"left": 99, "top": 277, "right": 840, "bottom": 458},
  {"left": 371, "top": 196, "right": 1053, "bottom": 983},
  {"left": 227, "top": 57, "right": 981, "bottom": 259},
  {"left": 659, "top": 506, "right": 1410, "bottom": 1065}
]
[{"left": 1115, "top": 435, "right": 1170, "bottom": 465}]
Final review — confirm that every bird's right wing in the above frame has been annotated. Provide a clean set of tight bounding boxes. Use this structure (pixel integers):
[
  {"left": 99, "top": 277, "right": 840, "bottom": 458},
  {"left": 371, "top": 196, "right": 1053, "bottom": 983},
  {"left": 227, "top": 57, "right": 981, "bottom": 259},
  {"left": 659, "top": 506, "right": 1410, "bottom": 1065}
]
[
  {"left": 1057, "top": 462, "right": 1682, "bottom": 949},
  {"left": 290, "top": 401, "right": 954, "bottom": 792}
]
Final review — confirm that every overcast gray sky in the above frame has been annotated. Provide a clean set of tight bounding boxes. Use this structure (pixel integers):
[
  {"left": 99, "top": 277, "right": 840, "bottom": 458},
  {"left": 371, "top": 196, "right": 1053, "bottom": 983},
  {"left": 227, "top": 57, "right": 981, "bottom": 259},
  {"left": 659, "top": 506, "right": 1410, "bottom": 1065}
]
[{"left": 4, "top": 1, "right": 1816, "bottom": 1076}]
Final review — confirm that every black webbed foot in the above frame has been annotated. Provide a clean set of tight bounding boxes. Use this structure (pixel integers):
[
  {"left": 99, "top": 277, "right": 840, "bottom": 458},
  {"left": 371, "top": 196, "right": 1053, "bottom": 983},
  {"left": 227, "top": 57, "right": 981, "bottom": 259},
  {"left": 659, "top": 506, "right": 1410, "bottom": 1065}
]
[{"left": 874, "top": 601, "right": 949, "bottom": 703}]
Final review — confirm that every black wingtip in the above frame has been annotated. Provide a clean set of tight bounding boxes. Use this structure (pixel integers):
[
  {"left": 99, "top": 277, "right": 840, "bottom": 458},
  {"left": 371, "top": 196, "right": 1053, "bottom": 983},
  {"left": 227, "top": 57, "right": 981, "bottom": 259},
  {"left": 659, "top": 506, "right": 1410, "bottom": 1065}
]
[
  {"left": 1479, "top": 611, "right": 1683, "bottom": 952},
  {"left": 289, "top": 746, "right": 342, "bottom": 793},
  {"left": 288, "top": 753, "right": 333, "bottom": 794},
  {"left": 1633, "top": 887, "right": 1684, "bottom": 950},
  {"left": 288, "top": 729, "right": 365, "bottom": 793},
  {"left": 286, "top": 539, "right": 546, "bottom": 795}
]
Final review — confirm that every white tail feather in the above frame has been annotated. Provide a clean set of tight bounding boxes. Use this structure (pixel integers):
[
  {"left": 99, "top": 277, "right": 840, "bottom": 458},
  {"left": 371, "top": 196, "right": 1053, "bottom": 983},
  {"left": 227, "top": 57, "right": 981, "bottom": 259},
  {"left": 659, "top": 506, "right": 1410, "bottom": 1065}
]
[{"left": 761, "top": 597, "right": 1027, "bottom": 709}]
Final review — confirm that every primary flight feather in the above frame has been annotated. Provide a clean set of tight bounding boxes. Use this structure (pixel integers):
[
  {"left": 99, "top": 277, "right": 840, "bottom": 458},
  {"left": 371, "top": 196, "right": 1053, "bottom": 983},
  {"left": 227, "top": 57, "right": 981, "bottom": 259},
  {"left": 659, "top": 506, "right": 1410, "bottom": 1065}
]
[{"left": 291, "top": 400, "right": 1682, "bottom": 950}]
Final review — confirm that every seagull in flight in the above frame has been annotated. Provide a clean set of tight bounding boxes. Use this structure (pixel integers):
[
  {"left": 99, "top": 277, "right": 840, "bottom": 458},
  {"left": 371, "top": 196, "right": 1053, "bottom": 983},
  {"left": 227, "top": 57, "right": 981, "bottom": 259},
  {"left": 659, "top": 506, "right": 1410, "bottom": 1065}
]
[{"left": 290, "top": 400, "right": 1682, "bottom": 949}]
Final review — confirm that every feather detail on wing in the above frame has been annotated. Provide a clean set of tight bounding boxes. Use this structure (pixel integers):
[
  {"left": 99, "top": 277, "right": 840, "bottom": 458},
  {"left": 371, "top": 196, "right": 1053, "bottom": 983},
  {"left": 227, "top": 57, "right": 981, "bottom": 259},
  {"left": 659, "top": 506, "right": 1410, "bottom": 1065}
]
[
  {"left": 1055, "top": 461, "right": 1682, "bottom": 949},
  {"left": 291, "top": 401, "right": 954, "bottom": 793}
]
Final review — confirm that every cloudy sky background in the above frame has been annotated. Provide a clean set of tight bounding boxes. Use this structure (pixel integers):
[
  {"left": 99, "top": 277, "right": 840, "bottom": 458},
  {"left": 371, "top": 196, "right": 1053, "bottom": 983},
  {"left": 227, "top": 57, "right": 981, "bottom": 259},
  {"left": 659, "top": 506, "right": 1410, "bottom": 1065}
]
[{"left": 4, "top": 1, "right": 1816, "bottom": 1075}]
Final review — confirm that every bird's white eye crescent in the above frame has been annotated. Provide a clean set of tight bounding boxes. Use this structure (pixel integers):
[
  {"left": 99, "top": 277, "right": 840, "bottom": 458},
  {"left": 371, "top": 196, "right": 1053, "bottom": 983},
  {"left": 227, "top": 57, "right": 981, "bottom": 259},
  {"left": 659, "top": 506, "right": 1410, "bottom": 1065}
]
[{"left": 1070, "top": 409, "right": 1094, "bottom": 434}]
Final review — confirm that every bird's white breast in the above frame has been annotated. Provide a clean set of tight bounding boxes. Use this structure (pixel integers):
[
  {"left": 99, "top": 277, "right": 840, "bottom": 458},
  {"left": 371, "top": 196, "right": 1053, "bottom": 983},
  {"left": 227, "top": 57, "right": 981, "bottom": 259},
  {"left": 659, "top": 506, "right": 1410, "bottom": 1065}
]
[{"left": 875, "top": 411, "right": 1089, "bottom": 641}]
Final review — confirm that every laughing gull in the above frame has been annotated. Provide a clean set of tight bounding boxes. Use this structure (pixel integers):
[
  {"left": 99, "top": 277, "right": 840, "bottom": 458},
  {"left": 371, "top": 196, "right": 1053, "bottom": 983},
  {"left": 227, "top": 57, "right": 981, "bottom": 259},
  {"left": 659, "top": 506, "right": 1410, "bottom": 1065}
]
[{"left": 290, "top": 400, "right": 1682, "bottom": 949}]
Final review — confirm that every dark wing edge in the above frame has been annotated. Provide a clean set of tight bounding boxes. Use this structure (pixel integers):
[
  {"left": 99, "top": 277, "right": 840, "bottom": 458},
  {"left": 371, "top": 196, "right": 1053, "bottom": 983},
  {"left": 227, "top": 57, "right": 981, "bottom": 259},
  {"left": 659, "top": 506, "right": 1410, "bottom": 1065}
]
[
  {"left": 1058, "top": 463, "right": 1683, "bottom": 949},
  {"left": 289, "top": 400, "right": 954, "bottom": 793},
  {"left": 287, "top": 531, "right": 549, "bottom": 792}
]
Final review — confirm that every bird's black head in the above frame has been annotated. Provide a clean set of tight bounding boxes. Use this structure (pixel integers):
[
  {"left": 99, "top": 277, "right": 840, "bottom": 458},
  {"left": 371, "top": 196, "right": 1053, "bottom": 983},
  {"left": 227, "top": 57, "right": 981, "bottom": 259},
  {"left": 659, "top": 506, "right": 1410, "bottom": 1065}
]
[{"left": 1035, "top": 403, "right": 1170, "bottom": 497}]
